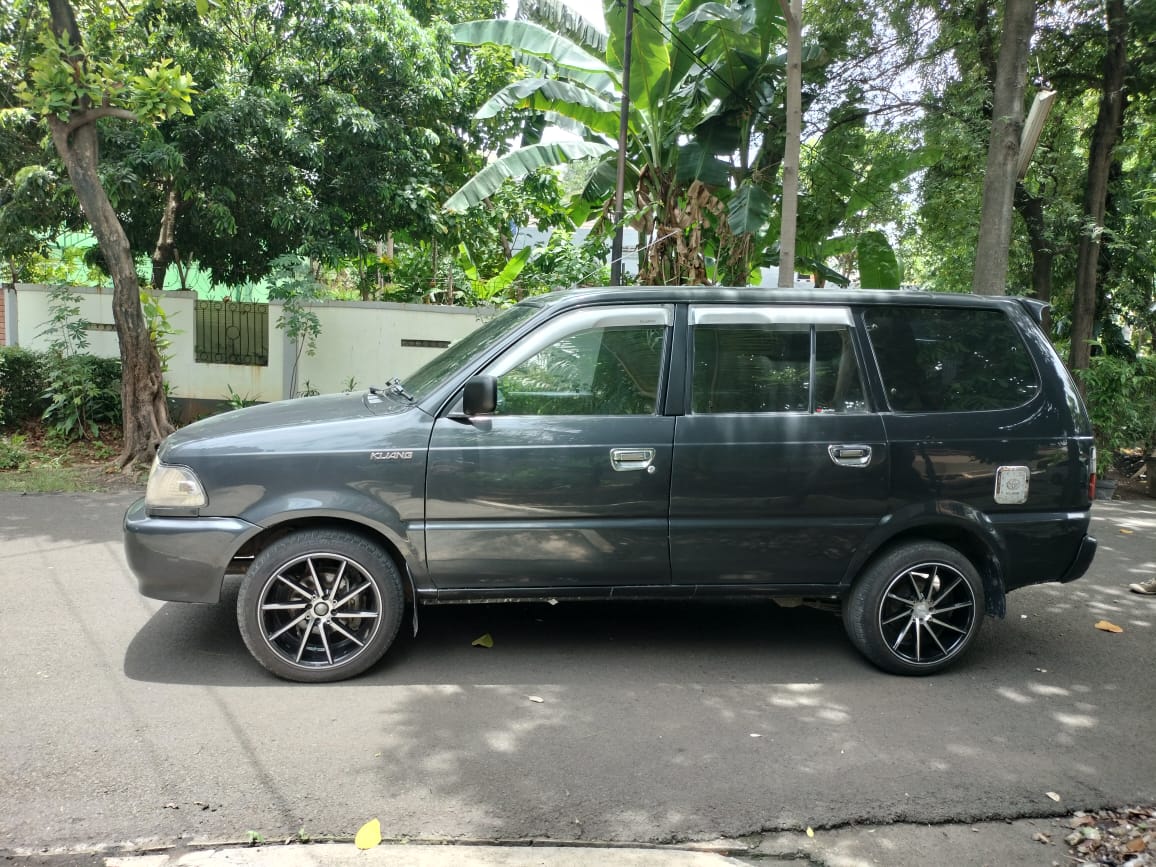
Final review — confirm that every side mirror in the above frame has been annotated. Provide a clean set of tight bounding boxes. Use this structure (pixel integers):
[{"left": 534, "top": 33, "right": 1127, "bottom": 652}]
[{"left": 462, "top": 374, "right": 497, "bottom": 416}]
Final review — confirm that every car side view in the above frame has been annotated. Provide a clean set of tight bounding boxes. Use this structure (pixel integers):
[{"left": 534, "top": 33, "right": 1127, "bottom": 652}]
[{"left": 124, "top": 287, "right": 1098, "bottom": 681}]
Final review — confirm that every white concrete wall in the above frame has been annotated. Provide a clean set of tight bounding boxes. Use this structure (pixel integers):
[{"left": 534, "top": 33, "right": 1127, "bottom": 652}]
[{"left": 12, "top": 284, "right": 492, "bottom": 404}]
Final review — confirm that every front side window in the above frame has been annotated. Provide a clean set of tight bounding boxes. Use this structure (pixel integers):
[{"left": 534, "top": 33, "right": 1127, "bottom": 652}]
[
  {"left": 487, "top": 308, "right": 668, "bottom": 416},
  {"left": 691, "top": 318, "right": 866, "bottom": 415},
  {"left": 865, "top": 307, "right": 1040, "bottom": 412}
]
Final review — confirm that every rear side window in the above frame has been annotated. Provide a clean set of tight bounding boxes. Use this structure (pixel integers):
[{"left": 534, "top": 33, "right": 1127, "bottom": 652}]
[
  {"left": 692, "top": 324, "right": 867, "bottom": 414},
  {"left": 865, "top": 307, "right": 1040, "bottom": 412}
]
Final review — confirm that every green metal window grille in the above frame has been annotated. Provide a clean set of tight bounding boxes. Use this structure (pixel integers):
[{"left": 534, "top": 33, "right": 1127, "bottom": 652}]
[{"left": 194, "top": 300, "right": 269, "bottom": 366}]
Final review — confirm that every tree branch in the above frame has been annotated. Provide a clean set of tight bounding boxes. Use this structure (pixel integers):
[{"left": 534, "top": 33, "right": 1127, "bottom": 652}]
[{"left": 64, "top": 105, "right": 137, "bottom": 136}]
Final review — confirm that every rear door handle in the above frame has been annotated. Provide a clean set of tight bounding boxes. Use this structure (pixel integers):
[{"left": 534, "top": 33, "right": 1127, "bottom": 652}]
[
  {"left": 610, "top": 447, "right": 656, "bottom": 472},
  {"left": 828, "top": 444, "right": 872, "bottom": 467}
]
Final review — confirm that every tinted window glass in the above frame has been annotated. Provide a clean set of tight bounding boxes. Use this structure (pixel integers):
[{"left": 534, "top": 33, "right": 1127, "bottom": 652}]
[
  {"left": 692, "top": 325, "right": 866, "bottom": 414},
  {"left": 496, "top": 325, "right": 665, "bottom": 416},
  {"left": 866, "top": 307, "right": 1039, "bottom": 412},
  {"left": 815, "top": 328, "right": 867, "bottom": 413}
]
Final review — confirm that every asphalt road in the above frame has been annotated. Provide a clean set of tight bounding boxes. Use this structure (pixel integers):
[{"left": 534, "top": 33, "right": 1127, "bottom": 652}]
[{"left": 1, "top": 492, "right": 1153, "bottom": 855}]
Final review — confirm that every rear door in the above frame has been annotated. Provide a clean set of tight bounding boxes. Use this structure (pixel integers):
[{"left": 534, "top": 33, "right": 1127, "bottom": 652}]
[
  {"left": 425, "top": 305, "right": 675, "bottom": 589},
  {"left": 669, "top": 305, "right": 889, "bottom": 587}
]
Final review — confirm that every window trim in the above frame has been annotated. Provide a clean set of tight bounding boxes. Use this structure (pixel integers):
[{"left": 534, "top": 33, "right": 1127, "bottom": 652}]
[
  {"left": 690, "top": 305, "right": 853, "bottom": 327},
  {"left": 483, "top": 305, "right": 673, "bottom": 378}
]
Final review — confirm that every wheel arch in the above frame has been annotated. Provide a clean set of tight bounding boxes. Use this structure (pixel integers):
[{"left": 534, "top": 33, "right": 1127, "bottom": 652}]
[
  {"left": 231, "top": 513, "right": 418, "bottom": 600},
  {"left": 846, "top": 506, "right": 1008, "bottom": 618}
]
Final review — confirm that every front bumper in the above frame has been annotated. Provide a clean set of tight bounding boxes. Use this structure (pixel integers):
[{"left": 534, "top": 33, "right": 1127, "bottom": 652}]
[{"left": 123, "top": 498, "right": 259, "bottom": 603}]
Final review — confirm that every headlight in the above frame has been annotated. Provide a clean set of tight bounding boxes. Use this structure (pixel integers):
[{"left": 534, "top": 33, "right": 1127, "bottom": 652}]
[{"left": 146, "top": 458, "right": 208, "bottom": 509}]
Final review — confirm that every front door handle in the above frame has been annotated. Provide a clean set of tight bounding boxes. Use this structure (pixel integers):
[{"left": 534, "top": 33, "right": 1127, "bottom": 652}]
[
  {"left": 828, "top": 444, "right": 872, "bottom": 467},
  {"left": 610, "top": 447, "right": 656, "bottom": 472}
]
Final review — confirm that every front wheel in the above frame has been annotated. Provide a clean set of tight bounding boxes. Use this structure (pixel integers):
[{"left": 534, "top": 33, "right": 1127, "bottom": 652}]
[
  {"left": 843, "top": 541, "right": 985, "bottom": 676},
  {"left": 238, "top": 528, "right": 403, "bottom": 683}
]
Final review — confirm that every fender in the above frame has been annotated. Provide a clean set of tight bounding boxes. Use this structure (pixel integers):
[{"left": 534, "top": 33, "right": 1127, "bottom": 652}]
[
  {"left": 841, "top": 499, "right": 1009, "bottom": 616},
  {"left": 234, "top": 488, "right": 427, "bottom": 583}
]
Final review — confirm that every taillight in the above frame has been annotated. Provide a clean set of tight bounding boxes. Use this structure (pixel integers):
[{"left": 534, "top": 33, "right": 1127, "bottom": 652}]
[{"left": 1089, "top": 446, "right": 1097, "bottom": 500}]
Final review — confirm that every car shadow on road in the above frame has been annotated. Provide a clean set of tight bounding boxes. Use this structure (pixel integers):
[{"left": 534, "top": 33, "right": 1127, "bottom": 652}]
[{"left": 124, "top": 588, "right": 888, "bottom": 687}]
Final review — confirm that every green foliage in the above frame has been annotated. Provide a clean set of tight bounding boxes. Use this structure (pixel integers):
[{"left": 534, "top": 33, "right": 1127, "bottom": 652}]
[
  {"left": 140, "top": 291, "right": 179, "bottom": 372},
  {"left": 0, "top": 347, "right": 50, "bottom": 428},
  {"left": 223, "top": 385, "right": 259, "bottom": 411},
  {"left": 41, "top": 354, "right": 123, "bottom": 441},
  {"left": 1079, "top": 353, "right": 1156, "bottom": 474},
  {"left": 37, "top": 284, "right": 89, "bottom": 357},
  {"left": 268, "top": 255, "right": 324, "bottom": 396},
  {"left": 35, "top": 286, "right": 121, "bottom": 440},
  {"left": 18, "top": 29, "right": 194, "bottom": 123},
  {"left": 0, "top": 433, "right": 29, "bottom": 470}
]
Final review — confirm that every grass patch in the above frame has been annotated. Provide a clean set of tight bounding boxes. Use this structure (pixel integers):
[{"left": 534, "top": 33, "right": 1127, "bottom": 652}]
[{"left": 0, "top": 426, "right": 146, "bottom": 494}]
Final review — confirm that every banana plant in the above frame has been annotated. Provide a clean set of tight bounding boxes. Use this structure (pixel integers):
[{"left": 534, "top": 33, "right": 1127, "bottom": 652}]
[
  {"left": 447, "top": 0, "right": 800, "bottom": 285},
  {"left": 458, "top": 241, "right": 535, "bottom": 303}
]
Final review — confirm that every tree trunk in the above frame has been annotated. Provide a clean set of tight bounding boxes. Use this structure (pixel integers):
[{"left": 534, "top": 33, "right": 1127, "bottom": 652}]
[
  {"left": 777, "top": 0, "right": 802, "bottom": 289},
  {"left": 150, "top": 184, "right": 179, "bottom": 291},
  {"left": 47, "top": 0, "right": 173, "bottom": 469},
  {"left": 1013, "top": 182, "right": 1053, "bottom": 333},
  {"left": 971, "top": 0, "right": 1036, "bottom": 296},
  {"left": 1069, "top": 0, "right": 1128, "bottom": 374}
]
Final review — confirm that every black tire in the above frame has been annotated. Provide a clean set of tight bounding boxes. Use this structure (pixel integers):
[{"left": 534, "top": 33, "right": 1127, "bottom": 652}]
[
  {"left": 237, "top": 528, "right": 404, "bottom": 683},
  {"left": 842, "top": 540, "right": 985, "bottom": 676}
]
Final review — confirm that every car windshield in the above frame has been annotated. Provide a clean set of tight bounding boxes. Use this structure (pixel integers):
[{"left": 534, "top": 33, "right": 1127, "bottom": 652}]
[{"left": 400, "top": 302, "right": 542, "bottom": 401}]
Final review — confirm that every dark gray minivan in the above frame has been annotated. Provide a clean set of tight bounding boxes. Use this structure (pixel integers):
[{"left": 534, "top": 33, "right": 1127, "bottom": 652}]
[{"left": 124, "top": 287, "right": 1098, "bottom": 681}]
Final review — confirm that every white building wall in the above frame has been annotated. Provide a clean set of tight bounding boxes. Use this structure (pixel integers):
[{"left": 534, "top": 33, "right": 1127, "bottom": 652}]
[{"left": 12, "top": 284, "right": 493, "bottom": 405}]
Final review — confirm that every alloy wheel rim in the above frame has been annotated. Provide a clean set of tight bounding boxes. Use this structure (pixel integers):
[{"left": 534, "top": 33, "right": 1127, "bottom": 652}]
[
  {"left": 257, "top": 553, "right": 382, "bottom": 670},
  {"left": 877, "top": 561, "right": 976, "bottom": 666}
]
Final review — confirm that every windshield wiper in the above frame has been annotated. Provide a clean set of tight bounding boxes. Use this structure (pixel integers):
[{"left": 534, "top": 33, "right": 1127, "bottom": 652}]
[{"left": 369, "top": 377, "right": 414, "bottom": 402}]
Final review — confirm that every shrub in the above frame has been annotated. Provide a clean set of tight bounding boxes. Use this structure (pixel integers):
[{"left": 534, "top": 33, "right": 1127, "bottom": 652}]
[
  {"left": 0, "top": 433, "right": 29, "bottom": 469},
  {"left": 1080, "top": 353, "right": 1156, "bottom": 473},
  {"left": 0, "top": 347, "right": 49, "bottom": 428},
  {"left": 41, "top": 354, "right": 123, "bottom": 441}
]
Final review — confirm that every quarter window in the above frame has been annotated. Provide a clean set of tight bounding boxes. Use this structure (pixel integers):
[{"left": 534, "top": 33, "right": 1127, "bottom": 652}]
[{"left": 865, "top": 307, "right": 1040, "bottom": 412}]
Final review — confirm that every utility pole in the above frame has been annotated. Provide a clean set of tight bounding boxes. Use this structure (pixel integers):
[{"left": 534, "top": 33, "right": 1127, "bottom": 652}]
[
  {"left": 609, "top": 0, "right": 634, "bottom": 287},
  {"left": 777, "top": 0, "right": 801, "bottom": 288}
]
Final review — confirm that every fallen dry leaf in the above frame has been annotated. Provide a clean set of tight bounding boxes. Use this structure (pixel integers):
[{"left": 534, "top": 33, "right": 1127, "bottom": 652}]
[
  {"left": 1094, "top": 620, "right": 1124, "bottom": 634},
  {"left": 1125, "top": 837, "right": 1148, "bottom": 853},
  {"left": 355, "top": 818, "right": 382, "bottom": 850},
  {"left": 1032, "top": 832, "right": 1051, "bottom": 844},
  {"left": 471, "top": 633, "right": 494, "bottom": 648},
  {"left": 1120, "top": 528, "right": 1134, "bottom": 534}
]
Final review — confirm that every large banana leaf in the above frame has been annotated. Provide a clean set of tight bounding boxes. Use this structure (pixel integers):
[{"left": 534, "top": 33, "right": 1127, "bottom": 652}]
[
  {"left": 857, "top": 230, "right": 902, "bottom": 289},
  {"left": 453, "top": 20, "right": 612, "bottom": 75},
  {"left": 727, "top": 181, "right": 774, "bottom": 237},
  {"left": 476, "top": 79, "right": 621, "bottom": 138},
  {"left": 444, "top": 141, "right": 614, "bottom": 213},
  {"left": 677, "top": 142, "right": 732, "bottom": 186},
  {"left": 516, "top": 0, "right": 608, "bottom": 55},
  {"left": 604, "top": 0, "right": 672, "bottom": 118}
]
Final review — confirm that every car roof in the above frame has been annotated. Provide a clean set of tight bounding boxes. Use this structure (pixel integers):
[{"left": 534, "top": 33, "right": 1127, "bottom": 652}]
[{"left": 530, "top": 285, "right": 1037, "bottom": 314}]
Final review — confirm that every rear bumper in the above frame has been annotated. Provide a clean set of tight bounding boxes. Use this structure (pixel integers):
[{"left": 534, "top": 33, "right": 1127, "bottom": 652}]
[
  {"left": 1057, "top": 534, "right": 1097, "bottom": 584},
  {"left": 123, "top": 498, "right": 259, "bottom": 603}
]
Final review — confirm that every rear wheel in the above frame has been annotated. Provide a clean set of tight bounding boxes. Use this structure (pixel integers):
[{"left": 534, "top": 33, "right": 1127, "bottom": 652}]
[
  {"left": 843, "top": 541, "right": 984, "bottom": 675},
  {"left": 238, "top": 529, "right": 403, "bottom": 683}
]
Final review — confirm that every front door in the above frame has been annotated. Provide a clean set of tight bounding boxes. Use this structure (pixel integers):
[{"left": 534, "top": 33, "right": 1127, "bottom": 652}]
[
  {"left": 670, "top": 305, "right": 889, "bottom": 587},
  {"left": 425, "top": 305, "right": 675, "bottom": 590}
]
